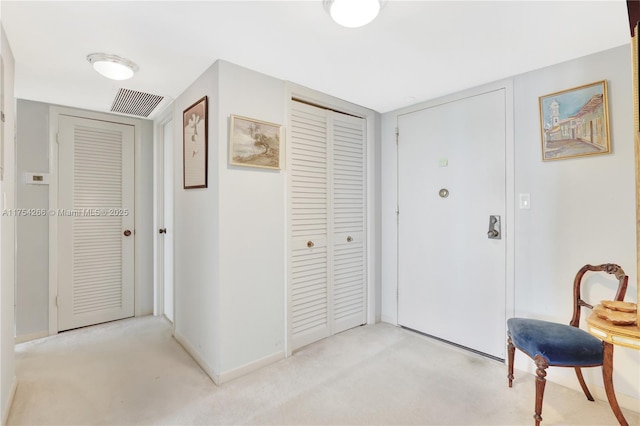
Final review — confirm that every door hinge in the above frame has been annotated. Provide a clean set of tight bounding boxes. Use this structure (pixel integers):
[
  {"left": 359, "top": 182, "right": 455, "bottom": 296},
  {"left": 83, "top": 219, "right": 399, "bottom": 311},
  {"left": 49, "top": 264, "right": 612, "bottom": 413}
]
[
  {"left": 56, "top": 133, "right": 59, "bottom": 144},
  {"left": 0, "top": 111, "right": 5, "bottom": 123},
  {"left": 395, "top": 127, "right": 399, "bottom": 144},
  {"left": 55, "top": 295, "right": 59, "bottom": 307}
]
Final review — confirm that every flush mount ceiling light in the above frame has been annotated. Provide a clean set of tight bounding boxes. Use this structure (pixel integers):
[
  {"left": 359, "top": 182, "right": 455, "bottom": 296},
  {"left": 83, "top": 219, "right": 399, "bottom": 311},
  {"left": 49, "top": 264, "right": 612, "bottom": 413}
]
[
  {"left": 323, "top": 0, "right": 384, "bottom": 28},
  {"left": 86, "top": 53, "right": 139, "bottom": 81}
]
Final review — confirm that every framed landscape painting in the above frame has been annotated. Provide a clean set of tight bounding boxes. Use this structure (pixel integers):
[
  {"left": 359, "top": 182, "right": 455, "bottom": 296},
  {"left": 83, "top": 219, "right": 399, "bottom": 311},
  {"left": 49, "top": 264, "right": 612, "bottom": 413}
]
[
  {"left": 539, "top": 80, "right": 610, "bottom": 161},
  {"left": 229, "top": 115, "right": 282, "bottom": 170}
]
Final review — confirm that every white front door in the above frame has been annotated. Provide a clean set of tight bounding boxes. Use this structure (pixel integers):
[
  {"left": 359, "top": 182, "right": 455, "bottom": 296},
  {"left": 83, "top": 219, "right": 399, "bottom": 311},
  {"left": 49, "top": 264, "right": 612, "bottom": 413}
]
[
  {"left": 57, "top": 115, "right": 135, "bottom": 331},
  {"left": 397, "top": 89, "right": 507, "bottom": 359}
]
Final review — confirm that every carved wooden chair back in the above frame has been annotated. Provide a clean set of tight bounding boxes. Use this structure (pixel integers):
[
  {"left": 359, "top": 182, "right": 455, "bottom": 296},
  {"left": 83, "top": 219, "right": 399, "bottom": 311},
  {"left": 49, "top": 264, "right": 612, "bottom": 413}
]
[{"left": 570, "top": 263, "right": 628, "bottom": 328}]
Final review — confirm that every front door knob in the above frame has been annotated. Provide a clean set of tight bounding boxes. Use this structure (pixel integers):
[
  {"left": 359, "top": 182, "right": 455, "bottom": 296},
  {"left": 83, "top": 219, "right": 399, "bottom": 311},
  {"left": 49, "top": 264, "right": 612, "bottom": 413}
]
[
  {"left": 487, "top": 215, "right": 501, "bottom": 239},
  {"left": 159, "top": 228, "right": 167, "bottom": 234}
]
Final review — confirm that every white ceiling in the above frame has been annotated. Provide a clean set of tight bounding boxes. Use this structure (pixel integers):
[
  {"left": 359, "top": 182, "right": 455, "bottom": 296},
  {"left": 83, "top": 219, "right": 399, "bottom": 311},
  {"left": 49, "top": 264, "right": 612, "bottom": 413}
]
[{"left": 0, "top": 1, "right": 631, "bottom": 117}]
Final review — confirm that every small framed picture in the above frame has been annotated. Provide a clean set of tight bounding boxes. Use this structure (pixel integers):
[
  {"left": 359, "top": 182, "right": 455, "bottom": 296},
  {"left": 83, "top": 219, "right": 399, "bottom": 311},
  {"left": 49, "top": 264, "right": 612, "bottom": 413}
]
[
  {"left": 183, "top": 96, "right": 208, "bottom": 188},
  {"left": 539, "top": 81, "right": 610, "bottom": 161},
  {"left": 229, "top": 115, "right": 282, "bottom": 170}
]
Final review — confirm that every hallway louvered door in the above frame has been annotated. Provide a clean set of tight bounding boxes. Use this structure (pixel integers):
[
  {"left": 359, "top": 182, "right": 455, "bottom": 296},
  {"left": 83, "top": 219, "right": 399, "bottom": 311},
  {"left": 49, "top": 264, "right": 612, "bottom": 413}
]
[
  {"left": 289, "top": 101, "right": 366, "bottom": 351},
  {"left": 290, "top": 103, "right": 330, "bottom": 349},
  {"left": 57, "top": 115, "right": 135, "bottom": 331},
  {"left": 331, "top": 114, "right": 366, "bottom": 334}
]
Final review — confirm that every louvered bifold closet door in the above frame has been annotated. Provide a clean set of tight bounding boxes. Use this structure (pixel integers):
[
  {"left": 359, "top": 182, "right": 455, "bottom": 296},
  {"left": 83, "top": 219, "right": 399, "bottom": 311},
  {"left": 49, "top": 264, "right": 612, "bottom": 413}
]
[
  {"left": 290, "top": 102, "right": 331, "bottom": 350},
  {"left": 330, "top": 112, "right": 366, "bottom": 334},
  {"left": 58, "top": 115, "right": 135, "bottom": 331}
]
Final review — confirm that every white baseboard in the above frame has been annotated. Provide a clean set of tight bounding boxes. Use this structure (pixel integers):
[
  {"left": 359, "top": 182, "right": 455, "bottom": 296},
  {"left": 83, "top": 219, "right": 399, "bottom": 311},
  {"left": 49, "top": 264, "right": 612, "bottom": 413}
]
[
  {"left": 2, "top": 377, "right": 17, "bottom": 425},
  {"left": 173, "top": 331, "right": 220, "bottom": 386},
  {"left": 218, "top": 351, "right": 284, "bottom": 385},
  {"left": 15, "top": 330, "right": 48, "bottom": 344},
  {"left": 381, "top": 315, "right": 397, "bottom": 325},
  {"left": 173, "top": 331, "right": 285, "bottom": 386}
]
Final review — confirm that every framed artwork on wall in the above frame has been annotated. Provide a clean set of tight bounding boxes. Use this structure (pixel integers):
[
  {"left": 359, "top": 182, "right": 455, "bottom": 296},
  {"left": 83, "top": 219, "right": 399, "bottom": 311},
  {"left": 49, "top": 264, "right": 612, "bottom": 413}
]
[
  {"left": 229, "top": 115, "right": 282, "bottom": 170},
  {"left": 539, "top": 80, "right": 610, "bottom": 161},
  {"left": 183, "top": 96, "right": 208, "bottom": 188}
]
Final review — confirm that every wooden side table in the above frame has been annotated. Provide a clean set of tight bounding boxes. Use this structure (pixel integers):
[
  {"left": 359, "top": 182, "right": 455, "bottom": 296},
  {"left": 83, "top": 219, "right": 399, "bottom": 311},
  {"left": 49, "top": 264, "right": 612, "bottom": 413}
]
[{"left": 586, "top": 313, "right": 640, "bottom": 426}]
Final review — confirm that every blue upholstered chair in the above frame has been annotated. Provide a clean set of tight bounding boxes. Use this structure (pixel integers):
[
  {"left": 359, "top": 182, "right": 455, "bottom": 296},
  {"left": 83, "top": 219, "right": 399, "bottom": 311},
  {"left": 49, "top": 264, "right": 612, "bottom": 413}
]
[{"left": 507, "top": 264, "right": 628, "bottom": 425}]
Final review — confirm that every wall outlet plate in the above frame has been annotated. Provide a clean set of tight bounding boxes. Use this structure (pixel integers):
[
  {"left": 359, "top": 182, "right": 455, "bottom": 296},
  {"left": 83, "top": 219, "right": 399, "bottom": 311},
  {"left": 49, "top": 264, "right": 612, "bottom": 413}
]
[{"left": 25, "top": 172, "right": 49, "bottom": 185}]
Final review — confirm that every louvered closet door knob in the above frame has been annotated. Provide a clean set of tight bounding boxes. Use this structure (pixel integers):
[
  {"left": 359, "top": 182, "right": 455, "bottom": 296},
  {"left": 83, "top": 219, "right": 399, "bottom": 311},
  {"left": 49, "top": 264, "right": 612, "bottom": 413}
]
[
  {"left": 307, "top": 241, "right": 314, "bottom": 248},
  {"left": 123, "top": 230, "right": 132, "bottom": 237},
  {"left": 347, "top": 236, "right": 353, "bottom": 242}
]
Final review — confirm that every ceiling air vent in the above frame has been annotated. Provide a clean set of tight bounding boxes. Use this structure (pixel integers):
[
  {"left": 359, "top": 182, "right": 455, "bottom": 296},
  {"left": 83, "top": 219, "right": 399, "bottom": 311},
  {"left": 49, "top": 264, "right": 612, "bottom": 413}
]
[{"left": 110, "top": 88, "right": 164, "bottom": 117}]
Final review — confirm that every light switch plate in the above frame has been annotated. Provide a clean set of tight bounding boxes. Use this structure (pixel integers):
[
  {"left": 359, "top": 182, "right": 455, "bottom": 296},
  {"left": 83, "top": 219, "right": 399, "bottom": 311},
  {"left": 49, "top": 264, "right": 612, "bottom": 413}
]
[{"left": 519, "top": 193, "right": 531, "bottom": 209}]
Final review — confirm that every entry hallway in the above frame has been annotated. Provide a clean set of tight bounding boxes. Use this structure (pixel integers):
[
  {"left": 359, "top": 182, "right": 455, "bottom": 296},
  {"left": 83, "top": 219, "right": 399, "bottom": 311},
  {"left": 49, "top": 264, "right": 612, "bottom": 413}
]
[{"left": 6, "top": 316, "right": 640, "bottom": 425}]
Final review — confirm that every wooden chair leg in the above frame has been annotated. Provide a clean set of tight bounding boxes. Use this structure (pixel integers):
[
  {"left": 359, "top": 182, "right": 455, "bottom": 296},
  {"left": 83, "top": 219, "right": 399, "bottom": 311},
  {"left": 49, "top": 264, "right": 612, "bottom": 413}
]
[
  {"left": 507, "top": 336, "right": 515, "bottom": 387},
  {"left": 534, "top": 355, "right": 549, "bottom": 426},
  {"left": 574, "top": 367, "right": 594, "bottom": 401},
  {"left": 602, "top": 342, "right": 629, "bottom": 426}
]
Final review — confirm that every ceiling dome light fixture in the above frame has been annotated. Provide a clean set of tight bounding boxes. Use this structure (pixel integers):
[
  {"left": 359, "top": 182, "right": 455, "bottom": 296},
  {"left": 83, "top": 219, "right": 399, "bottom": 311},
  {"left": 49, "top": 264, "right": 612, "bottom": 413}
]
[
  {"left": 324, "top": 0, "right": 384, "bottom": 28},
  {"left": 87, "top": 53, "right": 139, "bottom": 81}
]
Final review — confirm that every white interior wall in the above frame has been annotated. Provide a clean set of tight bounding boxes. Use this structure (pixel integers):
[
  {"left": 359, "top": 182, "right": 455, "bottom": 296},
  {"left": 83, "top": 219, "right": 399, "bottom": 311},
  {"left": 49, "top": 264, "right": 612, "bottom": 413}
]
[
  {"left": 217, "top": 61, "right": 286, "bottom": 377},
  {"left": 15, "top": 100, "right": 48, "bottom": 339},
  {"left": 512, "top": 44, "right": 639, "bottom": 406},
  {"left": 171, "top": 62, "right": 221, "bottom": 379},
  {"left": 13, "top": 100, "right": 155, "bottom": 340},
  {"left": 170, "top": 60, "right": 288, "bottom": 382},
  {"left": 381, "top": 44, "right": 639, "bottom": 409},
  {"left": 0, "top": 22, "right": 16, "bottom": 424}
]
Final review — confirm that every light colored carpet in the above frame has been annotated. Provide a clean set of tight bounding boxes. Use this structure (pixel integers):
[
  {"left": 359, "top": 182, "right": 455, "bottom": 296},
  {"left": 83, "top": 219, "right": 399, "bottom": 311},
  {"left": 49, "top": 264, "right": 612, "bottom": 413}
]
[{"left": 6, "top": 316, "right": 639, "bottom": 425}]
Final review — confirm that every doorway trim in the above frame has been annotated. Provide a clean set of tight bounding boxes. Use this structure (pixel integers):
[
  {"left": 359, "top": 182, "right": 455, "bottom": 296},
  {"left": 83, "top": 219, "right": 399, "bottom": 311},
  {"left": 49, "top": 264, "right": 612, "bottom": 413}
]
[
  {"left": 153, "top": 105, "right": 173, "bottom": 320},
  {"left": 48, "top": 106, "right": 143, "bottom": 335},
  {"left": 389, "top": 79, "right": 515, "bottom": 343}
]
